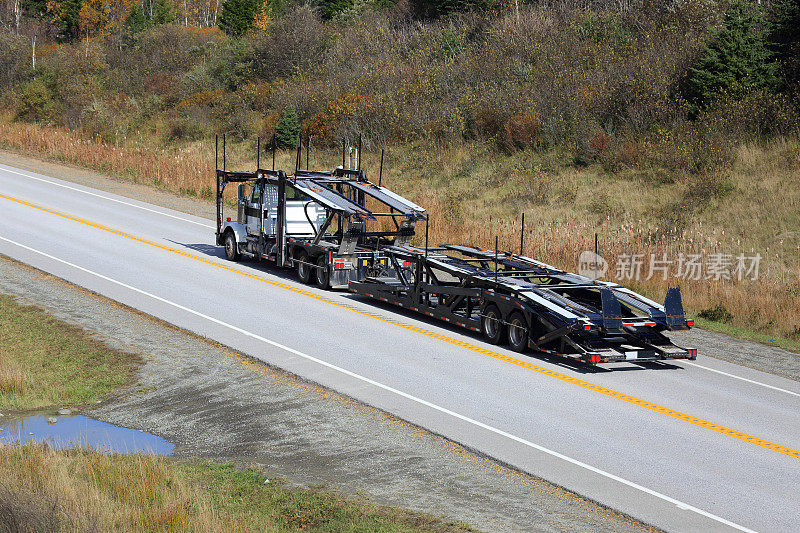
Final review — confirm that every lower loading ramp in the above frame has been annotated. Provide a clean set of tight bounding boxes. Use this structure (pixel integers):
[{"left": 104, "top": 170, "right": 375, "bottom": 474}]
[{"left": 349, "top": 244, "right": 696, "bottom": 365}]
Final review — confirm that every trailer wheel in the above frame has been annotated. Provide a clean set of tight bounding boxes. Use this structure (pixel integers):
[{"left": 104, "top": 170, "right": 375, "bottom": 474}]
[
  {"left": 507, "top": 312, "right": 529, "bottom": 352},
  {"left": 224, "top": 231, "right": 240, "bottom": 261},
  {"left": 315, "top": 255, "right": 330, "bottom": 289},
  {"left": 296, "top": 251, "right": 312, "bottom": 284},
  {"left": 481, "top": 304, "right": 506, "bottom": 345}
]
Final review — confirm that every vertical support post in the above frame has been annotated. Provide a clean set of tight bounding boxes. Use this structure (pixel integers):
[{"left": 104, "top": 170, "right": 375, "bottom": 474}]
[
  {"left": 257, "top": 136, "right": 260, "bottom": 169},
  {"left": 357, "top": 134, "right": 362, "bottom": 170},
  {"left": 379, "top": 149, "right": 384, "bottom": 187},
  {"left": 215, "top": 135, "right": 220, "bottom": 242},
  {"left": 494, "top": 235, "right": 500, "bottom": 283},
  {"left": 594, "top": 233, "right": 599, "bottom": 281},
  {"left": 277, "top": 171, "right": 287, "bottom": 266},
  {"left": 424, "top": 217, "right": 430, "bottom": 291},
  {"left": 215, "top": 167, "right": 220, "bottom": 242},
  {"left": 272, "top": 136, "right": 276, "bottom": 171},
  {"left": 306, "top": 135, "right": 310, "bottom": 170},
  {"left": 222, "top": 134, "right": 226, "bottom": 171},
  {"left": 424, "top": 218, "right": 429, "bottom": 258},
  {"left": 519, "top": 212, "right": 525, "bottom": 256},
  {"left": 495, "top": 236, "right": 499, "bottom": 282},
  {"left": 295, "top": 137, "right": 301, "bottom": 174},
  {"left": 342, "top": 139, "right": 346, "bottom": 168}
]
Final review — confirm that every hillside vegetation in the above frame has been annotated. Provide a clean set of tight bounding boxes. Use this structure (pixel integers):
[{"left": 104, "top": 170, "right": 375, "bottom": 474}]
[{"left": 0, "top": 0, "right": 798, "bottom": 345}]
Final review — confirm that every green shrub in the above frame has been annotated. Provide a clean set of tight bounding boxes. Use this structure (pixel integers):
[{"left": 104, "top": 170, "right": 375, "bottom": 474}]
[
  {"left": 698, "top": 305, "right": 734, "bottom": 323},
  {"left": 14, "top": 79, "right": 57, "bottom": 122},
  {"left": 0, "top": 32, "right": 30, "bottom": 88}
]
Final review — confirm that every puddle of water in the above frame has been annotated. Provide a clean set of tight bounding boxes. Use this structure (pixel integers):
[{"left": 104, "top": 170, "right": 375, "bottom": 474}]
[{"left": 0, "top": 414, "right": 174, "bottom": 455}]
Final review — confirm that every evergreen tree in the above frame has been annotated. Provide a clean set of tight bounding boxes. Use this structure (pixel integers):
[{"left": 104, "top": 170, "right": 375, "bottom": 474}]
[
  {"left": 685, "top": 0, "right": 778, "bottom": 112},
  {"left": 219, "top": 0, "right": 261, "bottom": 36},
  {"left": 125, "top": 4, "right": 148, "bottom": 33},
  {"left": 769, "top": 0, "right": 800, "bottom": 92},
  {"left": 58, "top": 0, "right": 83, "bottom": 40},
  {"left": 274, "top": 107, "right": 300, "bottom": 149},
  {"left": 152, "top": 0, "right": 175, "bottom": 24}
]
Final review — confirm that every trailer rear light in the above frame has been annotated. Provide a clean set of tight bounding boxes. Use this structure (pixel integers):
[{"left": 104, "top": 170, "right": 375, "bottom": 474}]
[
  {"left": 584, "top": 324, "right": 592, "bottom": 331},
  {"left": 687, "top": 348, "right": 697, "bottom": 359},
  {"left": 226, "top": 217, "right": 231, "bottom": 222},
  {"left": 686, "top": 319, "right": 694, "bottom": 326},
  {"left": 402, "top": 261, "right": 412, "bottom": 268},
  {"left": 588, "top": 353, "right": 602, "bottom": 364}
]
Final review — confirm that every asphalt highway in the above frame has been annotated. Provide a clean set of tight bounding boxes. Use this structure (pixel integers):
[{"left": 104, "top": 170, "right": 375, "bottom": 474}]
[{"left": 1, "top": 162, "right": 798, "bottom": 532}]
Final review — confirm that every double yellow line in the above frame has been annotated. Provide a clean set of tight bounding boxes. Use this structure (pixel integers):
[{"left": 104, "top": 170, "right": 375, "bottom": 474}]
[{"left": 2, "top": 192, "right": 799, "bottom": 461}]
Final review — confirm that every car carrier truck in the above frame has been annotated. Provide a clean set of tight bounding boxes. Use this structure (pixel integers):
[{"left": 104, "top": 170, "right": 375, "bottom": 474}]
[
  {"left": 214, "top": 138, "right": 695, "bottom": 365},
  {"left": 215, "top": 159, "right": 427, "bottom": 289}
]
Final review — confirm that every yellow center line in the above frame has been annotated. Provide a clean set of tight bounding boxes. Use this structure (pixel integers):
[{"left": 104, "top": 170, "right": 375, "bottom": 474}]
[{"left": 3, "top": 192, "right": 799, "bottom": 461}]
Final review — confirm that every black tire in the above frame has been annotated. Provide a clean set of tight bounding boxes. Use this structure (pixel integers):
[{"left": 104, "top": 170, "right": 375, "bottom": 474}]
[
  {"left": 481, "top": 304, "right": 506, "bottom": 344},
  {"left": 507, "top": 311, "right": 529, "bottom": 352},
  {"left": 315, "top": 255, "right": 330, "bottom": 289},
  {"left": 224, "top": 231, "right": 240, "bottom": 261},
  {"left": 296, "top": 251, "right": 312, "bottom": 284}
]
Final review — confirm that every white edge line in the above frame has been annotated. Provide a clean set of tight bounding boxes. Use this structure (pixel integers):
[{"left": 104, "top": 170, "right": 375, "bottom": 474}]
[
  {"left": 0, "top": 235, "right": 757, "bottom": 533},
  {"left": 683, "top": 360, "right": 800, "bottom": 399},
  {"left": 0, "top": 165, "right": 215, "bottom": 229}
]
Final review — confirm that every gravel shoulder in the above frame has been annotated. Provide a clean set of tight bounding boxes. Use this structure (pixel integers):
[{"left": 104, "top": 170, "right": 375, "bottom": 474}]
[
  {"left": 0, "top": 255, "right": 654, "bottom": 532},
  {"left": 2, "top": 148, "right": 798, "bottom": 383}
]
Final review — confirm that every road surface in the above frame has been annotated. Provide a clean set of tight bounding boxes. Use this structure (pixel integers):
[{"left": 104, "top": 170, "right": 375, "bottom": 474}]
[{"left": 1, "top": 162, "right": 798, "bottom": 532}]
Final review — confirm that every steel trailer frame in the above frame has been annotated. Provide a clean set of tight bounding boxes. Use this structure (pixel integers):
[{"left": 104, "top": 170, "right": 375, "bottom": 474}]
[{"left": 349, "top": 244, "right": 697, "bottom": 365}]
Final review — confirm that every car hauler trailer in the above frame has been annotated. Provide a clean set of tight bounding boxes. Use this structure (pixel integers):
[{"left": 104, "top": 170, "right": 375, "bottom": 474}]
[
  {"left": 349, "top": 244, "right": 697, "bottom": 364},
  {"left": 214, "top": 162, "right": 427, "bottom": 289}
]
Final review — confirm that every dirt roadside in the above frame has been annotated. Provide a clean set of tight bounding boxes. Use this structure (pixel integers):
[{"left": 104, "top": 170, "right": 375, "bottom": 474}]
[
  {"left": 2, "top": 148, "right": 799, "bottom": 383},
  {"left": 0, "top": 255, "right": 655, "bottom": 532}
]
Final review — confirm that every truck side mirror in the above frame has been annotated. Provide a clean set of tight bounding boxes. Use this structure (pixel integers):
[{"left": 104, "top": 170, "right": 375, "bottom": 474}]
[{"left": 238, "top": 184, "right": 245, "bottom": 202}]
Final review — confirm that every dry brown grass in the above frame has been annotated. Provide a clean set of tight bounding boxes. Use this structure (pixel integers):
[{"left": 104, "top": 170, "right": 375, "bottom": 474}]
[
  {"left": 0, "top": 367, "right": 27, "bottom": 396},
  {"left": 0, "top": 445, "right": 472, "bottom": 532},
  {"left": 1, "top": 117, "right": 798, "bottom": 346},
  {"left": 0, "top": 445, "right": 225, "bottom": 532},
  {"left": 0, "top": 116, "right": 214, "bottom": 199}
]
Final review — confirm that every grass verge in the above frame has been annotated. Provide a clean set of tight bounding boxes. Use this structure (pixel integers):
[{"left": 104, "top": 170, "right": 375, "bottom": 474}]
[
  {"left": 0, "top": 293, "right": 140, "bottom": 412},
  {"left": 692, "top": 316, "right": 800, "bottom": 353},
  {"left": 0, "top": 445, "right": 471, "bottom": 532}
]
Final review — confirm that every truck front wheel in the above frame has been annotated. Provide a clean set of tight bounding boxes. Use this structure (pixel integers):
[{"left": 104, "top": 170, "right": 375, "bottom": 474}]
[{"left": 224, "top": 232, "right": 240, "bottom": 261}]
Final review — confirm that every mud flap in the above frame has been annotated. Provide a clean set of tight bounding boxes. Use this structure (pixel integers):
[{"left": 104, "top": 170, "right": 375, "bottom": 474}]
[
  {"left": 600, "top": 288, "right": 623, "bottom": 332},
  {"left": 664, "top": 286, "right": 687, "bottom": 328}
]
